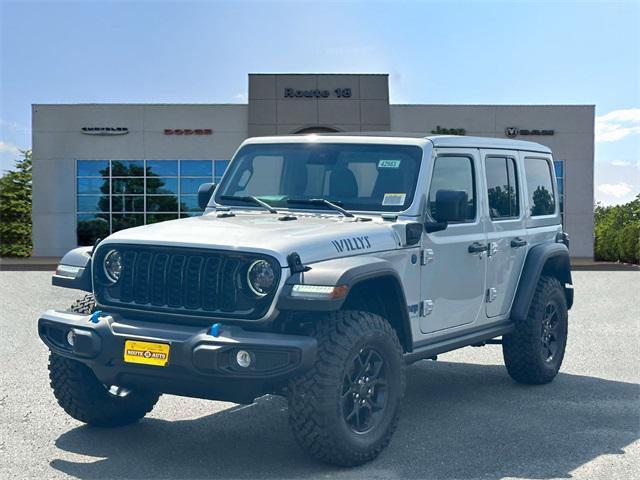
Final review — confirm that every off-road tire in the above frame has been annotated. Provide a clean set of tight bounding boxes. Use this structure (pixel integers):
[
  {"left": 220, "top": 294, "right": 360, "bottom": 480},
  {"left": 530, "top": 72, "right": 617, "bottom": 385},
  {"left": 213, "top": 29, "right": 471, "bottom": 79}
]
[
  {"left": 287, "top": 310, "right": 405, "bottom": 466},
  {"left": 503, "top": 276, "right": 568, "bottom": 385},
  {"left": 49, "top": 295, "right": 160, "bottom": 427}
]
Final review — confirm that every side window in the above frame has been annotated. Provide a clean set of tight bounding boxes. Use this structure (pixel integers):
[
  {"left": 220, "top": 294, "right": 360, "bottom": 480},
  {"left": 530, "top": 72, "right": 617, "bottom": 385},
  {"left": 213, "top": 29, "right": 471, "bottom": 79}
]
[
  {"left": 428, "top": 156, "right": 476, "bottom": 222},
  {"left": 524, "top": 158, "right": 556, "bottom": 216},
  {"left": 485, "top": 157, "right": 519, "bottom": 219}
]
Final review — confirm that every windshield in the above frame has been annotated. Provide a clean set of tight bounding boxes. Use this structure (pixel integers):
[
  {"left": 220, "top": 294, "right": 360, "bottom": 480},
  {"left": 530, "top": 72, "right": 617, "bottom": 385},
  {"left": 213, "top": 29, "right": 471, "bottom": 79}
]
[{"left": 213, "top": 143, "right": 423, "bottom": 213}]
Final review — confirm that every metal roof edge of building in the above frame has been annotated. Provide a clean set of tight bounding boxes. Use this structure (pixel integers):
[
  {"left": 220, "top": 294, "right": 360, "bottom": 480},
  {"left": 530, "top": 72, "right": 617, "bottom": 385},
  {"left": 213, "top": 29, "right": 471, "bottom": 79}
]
[
  {"left": 32, "top": 103, "right": 248, "bottom": 107},
  {"left": 248, "top": 72, "right": 389, "bottom": 76},
  {"left": 390, "top": 103, "right": 596, "bottom": 107},
  {"left": 32, "top": 102, "right": 594, "bottom": 108}
]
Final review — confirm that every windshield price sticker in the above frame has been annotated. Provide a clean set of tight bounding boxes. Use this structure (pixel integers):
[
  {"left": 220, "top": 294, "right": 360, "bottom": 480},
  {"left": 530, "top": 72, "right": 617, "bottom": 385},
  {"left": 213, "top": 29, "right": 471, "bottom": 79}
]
[
  {"left": 378, "top": 159, "right": 401, "bottom": 169},
  {"left": 382, "top": 193, "right": 406, "bottom": 206}
]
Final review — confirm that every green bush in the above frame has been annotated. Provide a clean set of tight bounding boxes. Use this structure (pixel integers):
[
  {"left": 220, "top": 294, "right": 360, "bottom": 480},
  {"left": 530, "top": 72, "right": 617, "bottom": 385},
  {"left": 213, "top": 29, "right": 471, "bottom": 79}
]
[
  {"left": 594, "top": 194, "right": 640, "bottom": 264},
  {"left": 0, "top": 150, "right": 32, "bottom": 257}
]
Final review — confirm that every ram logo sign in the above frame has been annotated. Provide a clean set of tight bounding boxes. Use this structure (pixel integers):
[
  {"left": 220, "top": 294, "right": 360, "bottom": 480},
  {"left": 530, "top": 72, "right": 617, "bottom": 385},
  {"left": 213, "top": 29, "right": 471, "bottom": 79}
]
[
  {"left": 505, "top": 127, "right": 519, "bottom": 138},
  {"left": 505, "top": 127, "right": 554, "bottom": 137}
]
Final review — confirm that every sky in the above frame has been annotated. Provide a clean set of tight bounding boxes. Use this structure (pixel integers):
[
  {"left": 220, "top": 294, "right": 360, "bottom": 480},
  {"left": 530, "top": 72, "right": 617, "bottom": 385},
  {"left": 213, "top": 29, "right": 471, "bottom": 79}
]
[{"left": 1, "top": 0, "right": 638, "bottom": 205}]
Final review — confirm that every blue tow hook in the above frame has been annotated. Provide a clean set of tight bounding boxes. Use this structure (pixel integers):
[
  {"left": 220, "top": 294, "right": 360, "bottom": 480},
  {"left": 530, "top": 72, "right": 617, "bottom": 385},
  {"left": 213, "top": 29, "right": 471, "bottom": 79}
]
[
  {"left": 89, "top": 310, "right": 103, "bottom": 324},
  {"left": 209, "top": 323, "right": 222, "bottom": 337}
]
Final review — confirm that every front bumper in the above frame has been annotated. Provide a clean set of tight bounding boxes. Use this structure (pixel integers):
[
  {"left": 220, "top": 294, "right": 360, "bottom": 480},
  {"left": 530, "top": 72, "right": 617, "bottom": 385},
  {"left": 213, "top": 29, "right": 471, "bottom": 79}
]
[{"left": 38, "top": 310, "right": 317, "bottom": 403}]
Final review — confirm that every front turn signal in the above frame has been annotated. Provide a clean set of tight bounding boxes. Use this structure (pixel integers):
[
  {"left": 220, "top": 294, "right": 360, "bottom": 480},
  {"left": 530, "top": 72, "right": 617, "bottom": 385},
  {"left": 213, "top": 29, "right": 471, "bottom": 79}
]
[{"left": 291, "top": 284, "right": 349, "bottom": 300}]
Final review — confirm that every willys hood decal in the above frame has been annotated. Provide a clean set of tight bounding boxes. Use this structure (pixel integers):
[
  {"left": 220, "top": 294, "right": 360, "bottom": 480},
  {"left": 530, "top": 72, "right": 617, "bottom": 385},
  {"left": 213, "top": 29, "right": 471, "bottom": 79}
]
[{"left": 101, "top": 212, "right": 404, "bottom": 266}]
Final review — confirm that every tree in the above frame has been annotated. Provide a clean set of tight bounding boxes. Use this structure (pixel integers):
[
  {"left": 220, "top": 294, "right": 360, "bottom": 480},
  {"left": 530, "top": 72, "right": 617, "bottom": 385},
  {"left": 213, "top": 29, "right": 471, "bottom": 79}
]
[
  {"left": 488, "top": 184, "right": 518, "bottom": 218},
  {"left": 531, "top": 186, "right": 554, "bottom": 216},
  {"left": 0, "top": 149, "right": 32, "bottom": 257},
  {"left": 594, "top": 194, "right": 640, "bottom": 264}
]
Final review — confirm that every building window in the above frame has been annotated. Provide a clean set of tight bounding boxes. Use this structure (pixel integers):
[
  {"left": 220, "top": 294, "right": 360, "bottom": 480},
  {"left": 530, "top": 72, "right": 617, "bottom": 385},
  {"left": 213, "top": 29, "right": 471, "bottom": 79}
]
[
  {"left": 215, "top": 159, "right": 230, "bottom": 183},
  {"left": 76, "top": 159, "right": 230, "bottom": 246},
  {"left": 554, "top": 160, "right": 564, "bottom": 223}
]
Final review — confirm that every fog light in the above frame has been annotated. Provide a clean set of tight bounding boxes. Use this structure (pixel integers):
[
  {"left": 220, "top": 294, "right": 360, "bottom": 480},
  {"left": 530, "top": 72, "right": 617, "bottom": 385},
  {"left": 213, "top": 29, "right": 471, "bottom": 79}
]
[
  {"left": 66, "top": 330, "right": 75, "bottom": 347},
  {"left": 236, "top": 350, "right": 252, "bottom": 368}
]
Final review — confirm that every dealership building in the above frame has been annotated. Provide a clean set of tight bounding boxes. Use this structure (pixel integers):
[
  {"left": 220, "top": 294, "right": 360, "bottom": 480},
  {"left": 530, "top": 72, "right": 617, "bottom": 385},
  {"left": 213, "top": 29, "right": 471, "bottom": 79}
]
[{"left": 32, "top": 73, "right": 595, "bottom": 258}]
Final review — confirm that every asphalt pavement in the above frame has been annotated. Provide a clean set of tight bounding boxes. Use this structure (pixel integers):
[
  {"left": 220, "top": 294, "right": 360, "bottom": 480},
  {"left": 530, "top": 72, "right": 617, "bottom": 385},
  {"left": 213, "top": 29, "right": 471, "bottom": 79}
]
[{"left": 1, "top": 270, "right": 638, "bottom": 479}]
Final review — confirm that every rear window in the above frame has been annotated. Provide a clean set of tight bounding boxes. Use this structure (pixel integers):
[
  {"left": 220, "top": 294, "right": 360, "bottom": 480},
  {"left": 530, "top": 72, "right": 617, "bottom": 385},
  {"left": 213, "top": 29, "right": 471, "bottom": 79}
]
[{"left": 524, "top": 157, "right": 556, "bottom": 216}]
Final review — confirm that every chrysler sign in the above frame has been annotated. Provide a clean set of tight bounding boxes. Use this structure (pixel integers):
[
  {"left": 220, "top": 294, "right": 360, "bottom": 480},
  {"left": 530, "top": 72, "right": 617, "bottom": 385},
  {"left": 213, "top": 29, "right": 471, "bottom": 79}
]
[{"left": 81, "top": 127, "right": 129, "bottom": 136}]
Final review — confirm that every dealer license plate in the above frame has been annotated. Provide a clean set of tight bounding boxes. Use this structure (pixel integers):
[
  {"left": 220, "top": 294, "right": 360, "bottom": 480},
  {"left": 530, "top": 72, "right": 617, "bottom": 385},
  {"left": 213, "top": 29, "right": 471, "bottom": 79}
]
[{"left": 124, "top": 340, "right": 170, "bottom": 367}]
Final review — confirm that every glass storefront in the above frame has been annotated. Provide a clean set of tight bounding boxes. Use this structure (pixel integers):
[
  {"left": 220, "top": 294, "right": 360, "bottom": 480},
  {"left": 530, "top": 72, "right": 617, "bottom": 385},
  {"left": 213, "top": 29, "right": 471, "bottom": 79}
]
[
  {"left": 554, "top": 160, "right": 564, "bottom": 223},
  {"left": 76, "top": 159, "right": 230, "bottom": 246},
  {"left": 75, "top": 157, "right": 564, "bottom": 245}
]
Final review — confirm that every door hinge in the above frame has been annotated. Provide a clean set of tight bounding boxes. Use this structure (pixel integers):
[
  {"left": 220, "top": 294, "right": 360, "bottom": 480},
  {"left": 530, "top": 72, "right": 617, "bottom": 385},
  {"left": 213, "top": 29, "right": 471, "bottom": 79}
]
[
  {"left": 420, "top": 299, "right": 434, "bottom": 316},
  {"left": 420, "top": 249, "right": 434, "bottom": 265},
  {"left": 486, "top": 288, "right": 497, "bottom": 303}
]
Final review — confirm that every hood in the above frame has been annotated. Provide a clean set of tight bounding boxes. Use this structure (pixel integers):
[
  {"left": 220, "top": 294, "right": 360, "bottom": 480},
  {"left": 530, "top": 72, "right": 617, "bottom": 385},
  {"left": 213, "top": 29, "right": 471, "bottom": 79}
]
[{"left": 101, "top": 211, "right": 404, "bottom": 266}]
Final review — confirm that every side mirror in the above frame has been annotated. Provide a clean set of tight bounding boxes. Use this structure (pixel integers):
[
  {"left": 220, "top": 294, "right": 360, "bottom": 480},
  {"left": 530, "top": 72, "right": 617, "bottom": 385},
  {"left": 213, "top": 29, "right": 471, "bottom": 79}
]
[
  {"left": 424, "top": 221, "right": 448, "bottom": 233},
  {"left": 434, "top": 190, "right": 468, "bottom": 223},
  {"left": 198, "top": 182, "right": 217, "bottom": 210}
]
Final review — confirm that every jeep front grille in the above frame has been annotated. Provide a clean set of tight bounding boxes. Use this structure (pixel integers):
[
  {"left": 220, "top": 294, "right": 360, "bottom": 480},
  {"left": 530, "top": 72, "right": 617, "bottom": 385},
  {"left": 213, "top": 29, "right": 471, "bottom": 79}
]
[{"left": 93, "top": 245, "right": 280, "bottom": 321}]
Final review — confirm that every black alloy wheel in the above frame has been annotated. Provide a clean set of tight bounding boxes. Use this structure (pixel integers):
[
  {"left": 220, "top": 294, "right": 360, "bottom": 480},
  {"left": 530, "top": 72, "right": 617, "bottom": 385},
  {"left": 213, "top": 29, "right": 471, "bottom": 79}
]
[
  {"left": 342, "top": 347, "right": 388, "bottom": 434},
  {"left": 541, "top": 302, "right": 561, "bottom": 362}
]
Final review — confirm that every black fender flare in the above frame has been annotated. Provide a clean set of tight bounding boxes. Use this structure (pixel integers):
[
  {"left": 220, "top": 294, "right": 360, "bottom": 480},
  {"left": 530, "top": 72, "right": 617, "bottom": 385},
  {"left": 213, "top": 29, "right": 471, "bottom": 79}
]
[
  {"left": 511, "top": 242, "right": 573, "bottom": 322},
  {"left": 51, "top": 246, "right": 93, "bottom": 292},
  {"left": 277, "top": 256, "right": 413, "bottom": 350}
]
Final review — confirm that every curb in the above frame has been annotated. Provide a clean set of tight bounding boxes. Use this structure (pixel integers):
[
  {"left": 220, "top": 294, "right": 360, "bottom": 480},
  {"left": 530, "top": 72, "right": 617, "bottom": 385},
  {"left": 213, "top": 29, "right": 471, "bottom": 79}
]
[
  {"left": 0, "top": 264, "right": 57, "bottom": 271},
  {"left": 571, "top": 263, "right": 639, "bottom": 272},
  {"left": 0, "top": 257, "right": 60, "bottom": 272}
]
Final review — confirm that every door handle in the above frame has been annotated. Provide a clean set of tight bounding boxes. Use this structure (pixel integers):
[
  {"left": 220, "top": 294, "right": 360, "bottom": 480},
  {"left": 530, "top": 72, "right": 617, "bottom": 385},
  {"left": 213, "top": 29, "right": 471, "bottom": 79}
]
[
  {"left": 510, "top": 237, "right": 527, "bottom": 248},
  {"left": 468, "top": 242, "right": 488, "bottom": 254}
]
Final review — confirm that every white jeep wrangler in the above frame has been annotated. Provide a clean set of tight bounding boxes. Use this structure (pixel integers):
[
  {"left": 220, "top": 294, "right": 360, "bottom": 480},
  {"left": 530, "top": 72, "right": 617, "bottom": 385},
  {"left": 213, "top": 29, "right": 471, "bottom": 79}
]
[{"left": 39, "top": 134, "right": 573, "bottom": 466}]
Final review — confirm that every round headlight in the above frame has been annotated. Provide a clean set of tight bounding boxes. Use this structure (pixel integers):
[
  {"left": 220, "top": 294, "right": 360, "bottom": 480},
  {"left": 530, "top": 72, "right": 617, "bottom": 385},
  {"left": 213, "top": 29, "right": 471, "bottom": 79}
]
[
  {"left": 246, "top": 260, "right": 276, "bottom": 297},
  {"left": 103, "top": 249, "right": 123, "bottom": 283}
]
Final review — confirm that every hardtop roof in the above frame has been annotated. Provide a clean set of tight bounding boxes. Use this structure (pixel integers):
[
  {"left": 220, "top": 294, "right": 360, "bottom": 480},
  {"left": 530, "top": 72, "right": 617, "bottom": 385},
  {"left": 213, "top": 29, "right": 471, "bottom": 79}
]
[
  {"left": 427, "top": 135, "right": 551, "bottom": 153},
  {"left": 244, "top": 133, "right": 552, "bottom": 154}
]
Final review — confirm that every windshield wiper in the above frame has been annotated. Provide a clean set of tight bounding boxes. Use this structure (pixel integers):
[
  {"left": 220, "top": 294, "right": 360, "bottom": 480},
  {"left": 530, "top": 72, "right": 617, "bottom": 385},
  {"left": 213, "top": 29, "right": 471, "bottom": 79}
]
[
  {"left": 286, "top": 198, "right": 354, "bottom": 218},
  {"left": 219, "top": 195, "right": 278, "bottom": 214}
]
